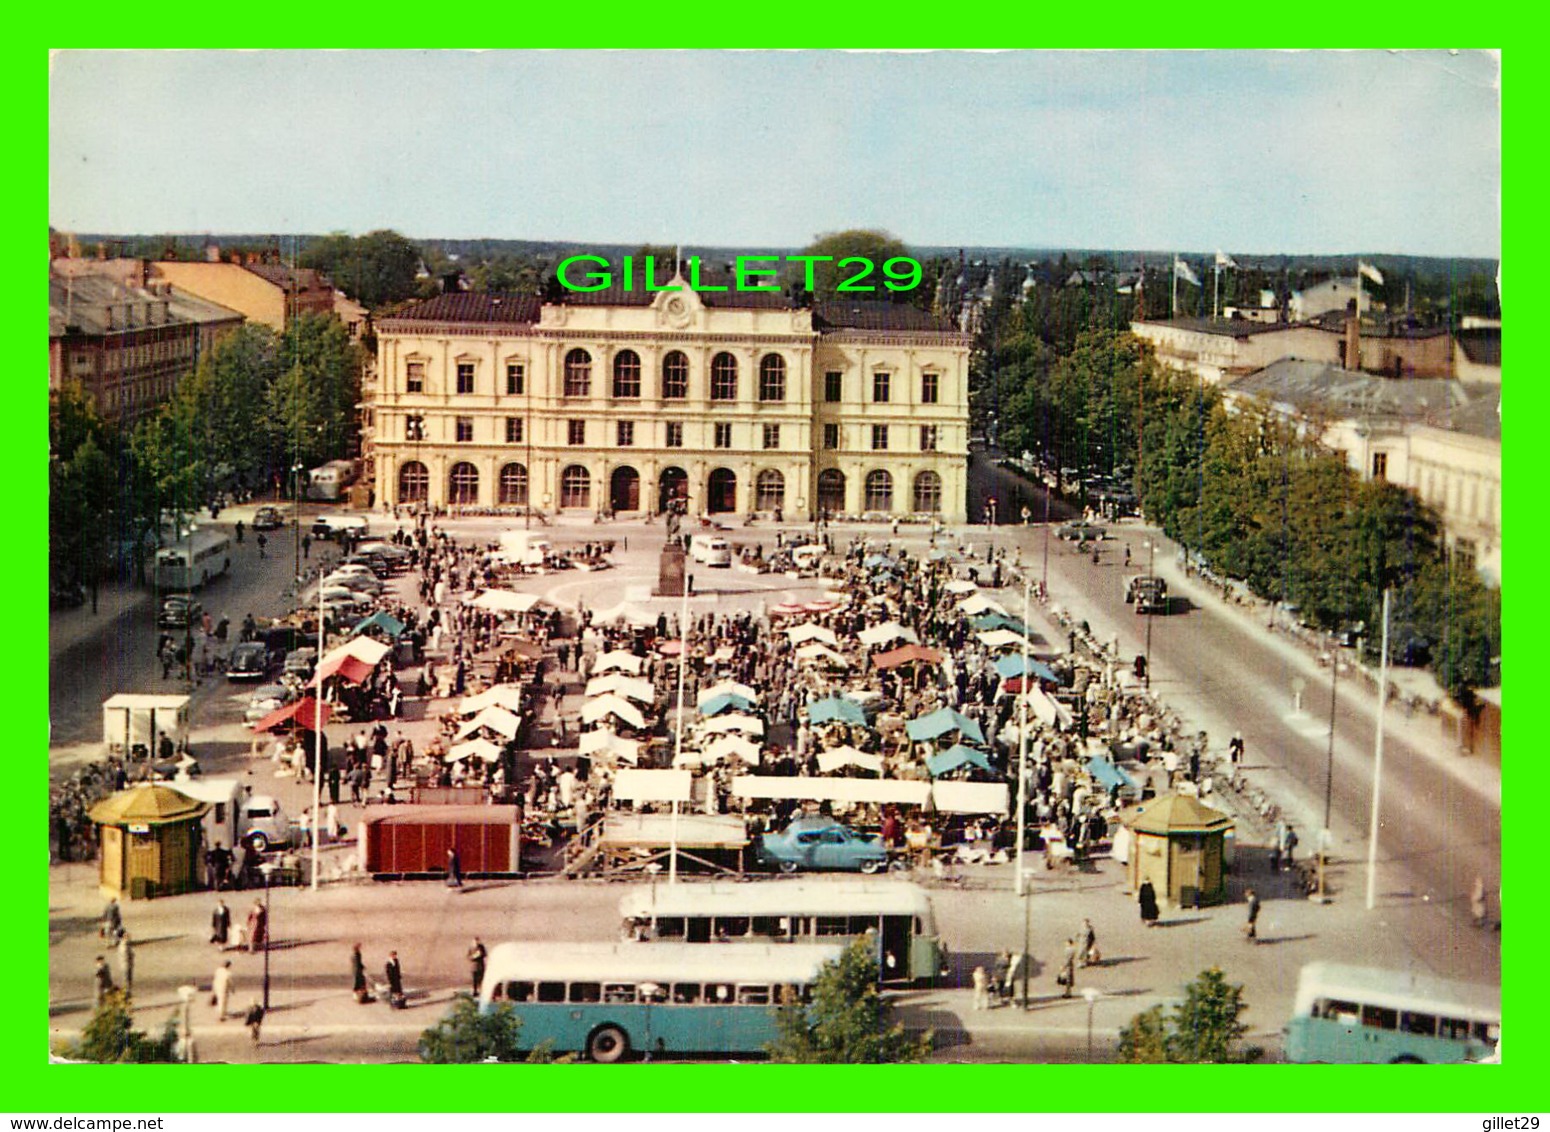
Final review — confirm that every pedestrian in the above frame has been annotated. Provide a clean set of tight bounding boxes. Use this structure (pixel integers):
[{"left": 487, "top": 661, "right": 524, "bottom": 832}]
[
  {"left": 235, "top": 520, "right": 245, "bottom": 544},
  {"left": 92, "top": 955, "right": 114, "bottom": 1009},
  {"left": 1244, "top": 888, "right": 1261, "bottom": 942},
  {"left": 1080, "top": 917, "right": 1098, "bottom": 967},
  {"left": 244, "top": 999, "right": 265, "bottom": 1046},
  {"left": 1471, "top": 875, "right": 1489, "bottom": 927},
  {"left": 1058, "top": 938, "right": 1076, "bottom": 998},
  {"left": 468, "top": 937, "right": 487, "bottom": 997},
  {"left": 992, "top": 949, "right": 1012, "bottom": 1004},
  {"left": 247, "top": 898, "right": 268, "bottom": 953},
  {"left": 351, "top": 943, "right": 372, "bottom": 1004},
  {"left": 446, "top": 846, "right": 463, "bottom": 888},
  {"left": 1283, "top": 826, "right": 1299, "bottom": 871},
  {"left": 212, "top": 959, "right": 235, "bottom": 1019},
  {"left": 385, "top": 951, "right": 405, "bottom": 1009},
  {"left": 971, "top": 965, "right": 990, "bottom": 1011},
  {"left": 1138, "top": 879, "right": 1160, "bottom": 927},
  {"left": 325, "top": 801, "right": 340, "bottom": 842},
  {"left": 100, "top": 896, "right": 123, "bottom": 944},
  {"left": 256, "top": 533, "right": 267, "bottom": 559},
  {"left": 302, "top": 534, "right": 312, "bottom": 560},
  {"left": 211, "top": 898, "right": 231, "bottom": 946},
  {"left": 1228, "top": 732, "right": 1245, "bottom": 766},
  {"left": 117, "top": 933, "right": 135, "bottom": 996}
]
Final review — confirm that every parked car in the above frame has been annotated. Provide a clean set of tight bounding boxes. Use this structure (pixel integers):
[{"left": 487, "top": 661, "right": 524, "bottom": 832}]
[
  {"left": 757, "top": 816, "right": 889, "bottom": 874},
  {"left": 324, "top": 569, "right": 384, "bottom": 595},
  {"left": 282, "top": 647, "right": 318, "bottom": 681},
  {"left": 1055, "top": 522, "right": 1107, "bottom": 542},
  {"left": 311, "top": 514, "right": 370, "bottom": 541},
  {"left": 225, "top": 640, "right": 271, "bottom": 681},
  {"left": 244, "top": 683, "right": 296, "bottom": 725},
  {"left": 252, "top": 506, "right": 285, "bottom": 530},
  {"left": 158, "top": 595, "right": 204, "bottom": 628}
]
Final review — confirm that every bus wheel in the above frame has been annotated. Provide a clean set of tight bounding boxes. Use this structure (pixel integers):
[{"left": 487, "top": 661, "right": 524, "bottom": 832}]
[
  {"left": 588, "top": 1025, "right": 630, "bottom": 1063},
  {"left": 1390, "top": 1055, "right": 1425, "bottom": 1064}
]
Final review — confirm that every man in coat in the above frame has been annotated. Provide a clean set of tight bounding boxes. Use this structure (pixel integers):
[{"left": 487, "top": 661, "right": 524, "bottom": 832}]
[
  {"left": 247, "top": 899, "right": 268, "bottom": 953},
  {"left": 212, "top": 960, "right": 235, "bottom": 1019},
  {"left": 351, "top": 943, "right": 371, "bottom": 1004},
  {"left": 385, "top": 951, "right": 405, "bottom": 1008},
  {"left": 467, "top": 938, "right": 487, "bottom": 997},
  {"left": 211, "top": 898, "right": 231, "bottom": 946},
  {"left": 1138, "top": 880, "right": 1160, "bottom": 926},
  {"left": 1244, "top": 888, "right": 1262, "bottom": 942},
  {"left": 92, "top": 956, "right": 114, "bottom": 1009}
]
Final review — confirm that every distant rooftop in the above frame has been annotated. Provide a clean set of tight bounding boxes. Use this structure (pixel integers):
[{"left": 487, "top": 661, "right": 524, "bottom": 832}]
[
  {"left": 1226, "top": 358, "right": 1490, "bottom": 425},
  {"left": 1456, "top": 326, "right": 1502, "bottom": 367}
]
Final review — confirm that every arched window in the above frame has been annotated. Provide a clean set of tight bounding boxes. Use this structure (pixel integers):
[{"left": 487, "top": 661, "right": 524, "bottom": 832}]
[
  {"left": 758, "top": 354, "right": 786, "bottom": 402},
  {"left": 563, "top": 349, "right": 592, "bottom": 397},
  {"left": 662, "top": 351, "right": 689, "bottom": 399},
  {"left": 560, "top": 465, "right": 592, "bottom": 509},
  {"left": 612, "top": 350, "right": 642, "bottom": 398},
  {"left": 448, "top": 462, "right": 480, "bottom": 506},
  {"left": 817, "top": 468, "right": 846, "bottom": 515},
  {"left": 707, "top": 468, "right": 738, "bottom": 514},
  {"left": 913, "top": 470, "right": 942, "bottom": 513},
  {"left": 864, "top": 470, "right": 894, "bottom": 513},
  {"left": 498, "top": 463, "right": 529, "bottom": 506},
  {"left": 710, "top": 352, "right": 738, "bottom": 400},
  {"left": 755, "top": 469, "right": 785, "bottom": 512},
  {"left": 398, "top": 460, "right": 429, "bottom": 503}
]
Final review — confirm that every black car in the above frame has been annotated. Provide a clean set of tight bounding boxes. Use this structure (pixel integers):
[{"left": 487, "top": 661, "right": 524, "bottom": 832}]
[
  {"left": 158, "top": 595, "right": 203, "bottom": 629},
  {"left": 1055, "top": 522, "right": 1107, "bottom": 542},
  {"left": 225, "top": 641, "right": 271, "bottom": 681}
]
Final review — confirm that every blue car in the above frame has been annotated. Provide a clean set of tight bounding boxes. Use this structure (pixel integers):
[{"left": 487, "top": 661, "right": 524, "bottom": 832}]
[{"left": 758, "top": 816, "right": 889, "bottom": 875}]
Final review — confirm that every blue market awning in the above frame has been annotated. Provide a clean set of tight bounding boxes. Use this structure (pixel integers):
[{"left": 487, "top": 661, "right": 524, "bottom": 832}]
[
  {"left": 972, "top": 613, "right": 1030, "bottom": 635},
  {"left": 807, "top": 697, "right": 868, "bottom": 726},
  {"left": 927, "top": 744, "right": 996, "bottom": 778},
  {"left": 699, "top": 693, "right": 758, "bottom": 717},
  {"left": 863, "top": 554, "right": 897, "bottom": 569},
  {"left": 995, "top": 654, "right": 1058, "bottom": 683},
  {"left": 1086, "top": 755, "right": 1137, "bottom": 793},
  {"left": 349, "top": 610, "right": 405, "bottom": 639},
  {"left": 906, "top": 707, "right": 986, "bottom": 745}
]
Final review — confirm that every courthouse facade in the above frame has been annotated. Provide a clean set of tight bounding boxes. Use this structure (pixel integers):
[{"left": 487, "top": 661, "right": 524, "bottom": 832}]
[{"left": 369, "top": 276, "right": 972, "bottom": 522}]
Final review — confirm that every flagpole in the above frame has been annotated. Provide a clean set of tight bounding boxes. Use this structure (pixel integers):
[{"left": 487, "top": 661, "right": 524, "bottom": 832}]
[
  {"left": 1213, "top": 263, "right": 1220, "bottom": 321},
  {"left": 1015, "top": 578, "right": 1030, "bottom": 898},
  {"left": 1365, "top": 588, "right": 1391, "bottom": 910},
  {"left": 1170, "top": 256, "right": 1177, "bottom": 319},
  {"left": 669, "top": 579, "right": 688, "bottom": 884}
]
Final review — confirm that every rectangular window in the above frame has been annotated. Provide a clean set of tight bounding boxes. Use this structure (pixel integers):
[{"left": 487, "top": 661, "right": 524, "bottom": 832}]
[
  {"left": 455, "top": 417, "right": 474, "bottom": 442},
  {"left": 873, "top": 371, "right": 891, "bottom": 403},
  {"left": 920, "top": 425, "right": 939, "bottom": 452},
  {"left": 666, "top": 421, "right": 684, "bottom": 448},
  {"left": 456, "top": 362, "right": 475, "bottom": 394},
  {"left": 823, "top": 423, "right": 840, "bottom": 450},
  {"left": 824, "top": 371, "right": 843, "bottom": 403},
  {"left": 871, "top": 424, "right": 889, "bottom": 451},
  {"left": 506, "top": 363, "right": 525, "bottom": 395},
  {"left": 505, "top": 417, "right": 523, "bottom": 444},
  {"left": 762, "top": 424, "right": 780, "bottom": 450},
  {"left": 617, "top": 420, "right": 635, "bottom": 447},
  {"left": 921, "top": 371, "right": 939, "bottom": 403},
  {"left": 1372, "top": 451, "right": 1388, "bottom": 480},
  {"left": 568, "top": 420, "right": 586, "bottom": 446},
  {"left": 714, "top": 422, "right": 732, "bottom": 449},
  {"left": 568, "top": 982, "right": 601, "bottom": 1004},
  {"left": 406, "top": 361, "right": 425, "bottom": 393}
]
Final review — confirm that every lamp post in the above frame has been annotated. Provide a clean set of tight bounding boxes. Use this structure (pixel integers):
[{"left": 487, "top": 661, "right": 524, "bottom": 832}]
[
  {"left": 1142, "top": 540, "right": 1156, "bottom": 687},
  {"left": 257, "top": 862, "right": 276, "bottom": 1009},
  {"left": 291, "top": 463, "right": 304, "bottom": 582},
  {"left": 1082, "top": 986, "right": 1101, "bottom": 1061},
  {"left": 1316, "top": 635, "right": 1338, "bottom": 904},
  {"left": 1040, "top": 481, "right": 1052, "bottom": 595},
  {"left": 311, "top": 584, "right": 326, "bottom": 892}
]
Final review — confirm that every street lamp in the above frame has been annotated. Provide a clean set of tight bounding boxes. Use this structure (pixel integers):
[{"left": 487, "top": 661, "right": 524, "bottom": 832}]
[
  {"left": 1082, "top": 986, "right": 1102, "bottom": 1061},
  {"left": 291, "top": 462, "right": 305, "bottom": 581},
  {"left": 1143, "top": 540, "right": 1156, "bottom": 687},
  {"left": 1315, "top": 636, "right": 1338, "bottom": 905},
  {"left": 257, "top": 862, "right": 276, "bottom": 1009}
]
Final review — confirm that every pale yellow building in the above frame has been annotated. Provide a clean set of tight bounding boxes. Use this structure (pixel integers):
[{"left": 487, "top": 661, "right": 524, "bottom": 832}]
[
  {"left": 368, "top": 277, "right": 971, "bottom": 522},
  {"left": 151, "top": 256, "right": 336, "bottom": 331}
]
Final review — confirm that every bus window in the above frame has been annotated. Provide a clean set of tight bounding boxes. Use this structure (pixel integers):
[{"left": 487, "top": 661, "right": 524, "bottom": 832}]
[
  {"left": 1438, "top": 1017, "right": 1471, "bottom": 1040},
  {"left": 1361, "top": 1005, "right": 1398, "bottom": 1031},
  {"left": 1317, "top": 998, "right": 1360, "bottom": 1022},
  {"left": 736, "top": 985, "right": 771, "bottom": 1005},
  {"left": 603, "top": 984, "right": 637, "bottom": 1004},
  {"left": 672, "top": 984, "right": 701, "bottom": 1005},
  {"left": 1475, "top": 1023, "right": 1499, "bottom": 1045},
  {"left": 655, "top": 916, "right": 686, "bottom": 939},
  {"left": 751, "top": 916, "right": 786, "bottom": 938},
  {"left": 537, "top": 981, "right": 566, "bottom": 1003},
  {"left": 640, "top": 984, "right": 668, "bottom": 1004},
  {"left": 789, "top": 917, "right": 809, "bottom": 937},
  {"left": 849, "top": 915, "right": 880, "bottom": 934},
  {"left": 1401, "top": 1012, "right": 1437, "bottom": 1037},
  {"left": 507, "top": 981, "right": 534, "bottom": 1002},
  {"left": 707, "top": 983, "right": 735, "bottom": 1003},
  {"left": 816, "top": 916, "right": 849, "bottom": 936},
  {"left": 569, "top": 982, "right": 601, "bottom": 1004},
  {"left": 716, "top": 917, "right": 750, "bottom": 938}
]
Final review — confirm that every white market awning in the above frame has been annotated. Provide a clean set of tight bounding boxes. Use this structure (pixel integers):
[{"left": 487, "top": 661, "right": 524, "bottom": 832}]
[
  {"left": 945, "top": 580, "right": 979, "bottom": 596},
  {"left": 704, "top": 734, "right": 763, "bottom": 765},
  {"left": 581, "top": 694, "right": 648, "bottom": 729},
  {"left": 446, "top": 738, "right": 503, "bottom": 764},
  {"left": 455, "top": 706, "right": 523, "bottom": 741},
  {"left": 858, "top": 622, "right": 918, "bottom": 648},
  {"left": 977, "top": 629, "right": 1032, "bottom": 651},
  {"left": 795, "top": 643, "right": 850, "bottom": 667},
  {"left": 931, "top": 781, "right": 1010, "bottom": 814},
  {"left": 612, "top": 768, "right": 693, "bottom": 803},
  {"left": 696, "top": 680, "right": 757, "bottom": 707},
  {"left": 699, "top": 714, "right": 765, "bottom": 737},
  {"left": 960, "top": 594, "right": 1009, "bottom": 617},
  {"left": 458, "top": 684, "right": 525, "bottom": 716},
  {"left": 786, "top": 623, "right": 839, "bottom": 648},
  {"left": 584, "top": 674, "right": 656, "bottom": 704},
  {"left": 469, "top": 589, "right": 543, "bottom": 614},
  {"left": 816, "top": 746, "right": 885, "bottom": 775},
  {"left": 591, "top": 650, "right": 645, "bottom": 676},
  {"left": 578, "top": 729, "right": 642, "bottom": 764},
  {"left": 730, "top": 776, "right": 931, "bottom": 806}
]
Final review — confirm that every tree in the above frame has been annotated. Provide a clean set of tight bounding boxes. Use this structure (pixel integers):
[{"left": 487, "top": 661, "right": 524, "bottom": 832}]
[
  {"left": 765, "top": 937, "right": 932, "bottom": 1063},
  {"left": 58, "top": 991, "right": 180, "bottom": 1063},
  {"left": 793, "top": 229, "right": 913, "bottom": 299},
  {"left": 1115, "top": 968, "right": 1251, "bottom": 1064},
  {"left": 301, "top": 230, "right": 422, "bottom": 309},
  {"left": 418, "top": 996, "right": 571, "bottom": 1063}
]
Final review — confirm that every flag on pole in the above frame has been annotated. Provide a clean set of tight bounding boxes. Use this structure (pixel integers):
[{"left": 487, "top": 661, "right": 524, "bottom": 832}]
[
  {"left": 1215, "top": 250, "right": 1237, "bottom": 268},
  {"left": 1173, "top": 257, "right": 1201, "bottom": 287},
  {"left": 1357, "top": 260, "right": 1384, "bottom": 286}
]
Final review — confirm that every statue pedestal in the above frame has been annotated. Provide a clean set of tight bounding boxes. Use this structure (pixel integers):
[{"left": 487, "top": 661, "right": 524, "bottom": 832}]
[{"left": 655, "top": 543, "right": 687, "bottom": 597}]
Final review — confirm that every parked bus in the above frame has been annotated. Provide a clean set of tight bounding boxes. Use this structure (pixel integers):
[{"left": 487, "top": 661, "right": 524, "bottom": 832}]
[
  {"left": 618, "top": 879, "right": 946, "bottom": 985},
  {"left": 307, "top": 459, "right": 359, "bottom": 502},
  {"left": 478, "top": 941, "right": 845, "bottom": 1062},
  {"left": 1283, "top": 962, "right": 1499, "bottom": 1064},
  {"left": 153, "top": 529, "right": 232, "bottom": 591}
]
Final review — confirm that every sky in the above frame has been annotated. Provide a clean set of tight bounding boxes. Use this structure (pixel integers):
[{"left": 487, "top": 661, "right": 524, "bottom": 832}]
[{"left": 48, "top": 50, "right": 1501, "bottom": 258}]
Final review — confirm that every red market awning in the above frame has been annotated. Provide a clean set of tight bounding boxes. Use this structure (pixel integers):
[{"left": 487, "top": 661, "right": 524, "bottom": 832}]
[
  {"left": 872, "top": 644, "right": 945, "bottom": 670},
  {"left": 315, "top": 652, "right": 375, "bottom": 686},
  {"left": 252, "top": 696, "right": 333, "bottom": 733}
]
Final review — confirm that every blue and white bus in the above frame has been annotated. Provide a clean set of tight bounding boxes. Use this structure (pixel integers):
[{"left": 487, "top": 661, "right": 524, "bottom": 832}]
[
  {"left": 618, "top": 879, "right": 947, "bottom": 985},
  {"left": 478, "top": 941, "right": 845, "bottom": 1062},
  {"left": 1284, "top": 962, "right": 1499, "bottom": 1064},
  {"left": 153, "top": 529, "right": 232, "bottom": 591}
]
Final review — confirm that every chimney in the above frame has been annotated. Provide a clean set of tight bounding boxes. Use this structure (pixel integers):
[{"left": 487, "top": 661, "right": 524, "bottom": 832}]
[
  {"left": 139, "top": 259, "right": 150, "bottom": 289},
  {"left": 1345, "top": 312, "right": 1360, "bottom": 371}
]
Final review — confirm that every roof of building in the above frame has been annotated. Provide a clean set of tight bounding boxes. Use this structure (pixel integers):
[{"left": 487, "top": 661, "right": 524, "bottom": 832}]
[
  {"left": 241, "top": 262, "right": 333, "bottom": 295},
  {"left": 1134, "top": 317, "right": 1287, "bottom": 339},
  {"left": 50, "top": 270, "right": 241, "bottom": 337},
  {"left": 1456, "top": 326, "right": 1502, "bottom": 367},
  {"left": 1429, "top": 389, "right": 1502, "bottom": 442},
  {"left": 1226, "top": 358, "right": 1479, "bottom": 420},
  {"left": 87, "top": 784, "right": 210, "bottom": 826},
  {"left": 1123, "top": 793, "right": 1232, "bottom": 835},
  {"left": 812, "top": 299, "right": 959, "bottom": 333},
  {"left": 387, "top": 292, "right": 542, "bottom": 325}
]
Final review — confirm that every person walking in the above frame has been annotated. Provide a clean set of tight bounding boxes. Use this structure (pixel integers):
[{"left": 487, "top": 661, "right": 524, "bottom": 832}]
[
  {"left": 467, "top": 938, "right": 487, "bottom": 997},
  {"left": 92, "top": 955, "right": 114, "bottom": 1009},
  {"left": 1079, "top": 918, "right": 1098, "bottom": 967},
  {"left": 1138, "top": 880, "right": 1160, "bottom": 927},
  {"left": 446, "top": 846, "right": 463, "bottom": 888},
  {"left": 247, "top": 898, "right": 268, "bottom": 953},
  {"left": 244, "top": 999, "right": 265, "bottom": 1046},
  {"left": 302, "top": 534, "right": 312, "bottom": 560},
  {"left": 256, "top": 533, "right": 267, "bottom": 559},
  {"left": 971, "top": 965, "right": 990, "bottom": 1011},
  {"left": 1228, "top": 732, "right": 1245, "bottom": 766},
  {"left": 117, "top": 933, "right": 135, "bottom": 997},
  {"left": 1058, "top": 938, "right": 1077, "bottom": 998},
  {"left": 385, "top": 951, "right": 405, "bottom": 1009},
  {"left": 1244, "top": 888, "right": 1261, "bottom": 942},
  {"left": 212, "top": 960, "right": 235, "bottom": 1020},
  {"left": 211, "top": 898, "right": 231, "bottom": 947},
  {"left": 100, "top": 897, "right": 123, "bottom": 944},
  {"left": 351, "top": 943, "right": 371, "bottom": 1004}
]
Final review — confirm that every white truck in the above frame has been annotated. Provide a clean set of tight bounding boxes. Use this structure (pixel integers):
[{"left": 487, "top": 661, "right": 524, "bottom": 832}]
[
  {"left": 497, "top": 530, "right": 553, "bottom": 567},
  {"left": 689, "top": 534, "right": 732, "bottom": 567}
]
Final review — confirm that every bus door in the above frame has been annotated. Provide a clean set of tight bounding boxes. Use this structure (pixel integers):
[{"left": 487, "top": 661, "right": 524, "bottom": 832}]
[
  {"left": 880, "top": 916, "right": 912, "bottom": 981},
  {"left": 686, "top": 916, "right": 712, "bottom": 943}
]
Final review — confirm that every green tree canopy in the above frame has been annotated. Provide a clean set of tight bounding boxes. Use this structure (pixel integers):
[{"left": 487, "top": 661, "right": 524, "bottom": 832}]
[
  {"left": 793, "top": 229, "right": 913, "bottom": 298},
  {"left": 302, "top": 229, "right": 421, "bottom": 308},
  {"left": 58, "top": 991, "right": 179, "bottom": 1063},
  {"left": 765, "top": 936, "right": 932, "bottom": 1064},
  {"left": 1116, "top": 967, "right": 1251, "bottom": 1064}
]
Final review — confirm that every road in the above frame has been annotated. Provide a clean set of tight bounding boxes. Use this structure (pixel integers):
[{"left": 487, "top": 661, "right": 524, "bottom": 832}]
[{"left": 969, "top": 453, "right": 1501, "bottom": 985}]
